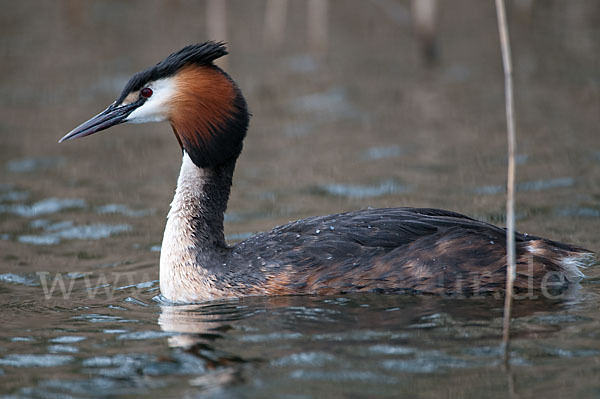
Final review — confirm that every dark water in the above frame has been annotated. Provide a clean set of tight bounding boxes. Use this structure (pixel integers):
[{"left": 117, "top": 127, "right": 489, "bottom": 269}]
[{"left": 1, "top": 1, "right": 599, "bottom": 398}]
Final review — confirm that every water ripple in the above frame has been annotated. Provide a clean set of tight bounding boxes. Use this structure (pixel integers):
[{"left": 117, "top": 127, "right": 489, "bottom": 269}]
[
  {"left": 474, "top": 177, "right": 575, "bottom": 195},
  {"left": 0, "top": 354, "right": 74, "bottom": 368},
  {"left": 6, "top": 157, "right": 64, "bottom": 173},
  {"left": 272, "top": 351, "right": 336, "bottom": 367},
  {"left": 0, "top": 273, "right": 39, "bottom": 286},
  {"left": 361, "top": 145, "right": 404, "bottom": 161},
  {"left": 96, "top": 204, "right": 154, "bottom": 217},
  {"left": 18, "top": 223, "right": 131, "bottom": 245},
  {"left": 0, "top": 198, "right": 86, "bottom": 217},
  {"left": 316, "top": 180, "right": 410, "bottom": 198},
  {"left": 49, "top": 336, "right": 86, "bottom": 344}
]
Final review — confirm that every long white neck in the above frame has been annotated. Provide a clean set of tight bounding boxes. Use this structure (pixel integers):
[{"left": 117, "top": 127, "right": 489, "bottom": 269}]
[{"left": 159, "top": 152, "right": 234, "bottom": 302}]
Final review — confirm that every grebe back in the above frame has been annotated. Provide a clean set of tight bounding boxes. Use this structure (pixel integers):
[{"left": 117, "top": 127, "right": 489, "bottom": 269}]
[{"left": 60, "top": 42, "right": 594, "bottom": 303}]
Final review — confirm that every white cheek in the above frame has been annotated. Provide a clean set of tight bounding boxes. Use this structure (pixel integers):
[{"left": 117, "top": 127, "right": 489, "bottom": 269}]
[
  {"left": 126, "top": 100, "right": 169, "bottom": 123},
  {"left": 125, "top": 76, "right": 176, "bottom": 124}
]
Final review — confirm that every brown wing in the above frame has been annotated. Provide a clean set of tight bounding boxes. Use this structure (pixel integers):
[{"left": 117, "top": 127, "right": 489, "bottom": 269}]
[{"left": 226, "top": 208, "right": 593, "bottom": 296}]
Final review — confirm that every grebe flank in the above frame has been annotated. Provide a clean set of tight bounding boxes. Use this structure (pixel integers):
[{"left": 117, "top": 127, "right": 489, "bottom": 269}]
[{"left": 60, "top": 42, "right": 594, "bottom": 303}]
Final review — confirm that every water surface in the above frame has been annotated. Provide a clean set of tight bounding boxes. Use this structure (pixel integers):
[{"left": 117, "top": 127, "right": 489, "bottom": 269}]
[{"left": 1, "top": 1, "right": 599, "bottom": 398}]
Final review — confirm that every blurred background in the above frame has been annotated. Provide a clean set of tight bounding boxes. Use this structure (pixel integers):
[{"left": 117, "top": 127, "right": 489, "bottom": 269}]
[
  {"left": 1, "top": 0, "right": 598, "bottom": 273},
  {"left": 0, "top": 1, "right": 599, "bottom": 397}
]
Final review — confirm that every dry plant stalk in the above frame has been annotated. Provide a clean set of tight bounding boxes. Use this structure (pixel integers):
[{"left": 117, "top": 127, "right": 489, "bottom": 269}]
[
  {"left": 307, "top": 0, "right": 329, "bottom": 54},
  {"left": 206, "top": 0, "right": 228, "bottom": 69},
  {"left": 495, "top": 0, "right": 517, "bottom": 356}
]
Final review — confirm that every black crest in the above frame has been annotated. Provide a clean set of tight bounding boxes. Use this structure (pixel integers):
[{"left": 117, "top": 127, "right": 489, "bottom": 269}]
[{"left": 116, "top": 42, "right": 228, "bottom": 104}]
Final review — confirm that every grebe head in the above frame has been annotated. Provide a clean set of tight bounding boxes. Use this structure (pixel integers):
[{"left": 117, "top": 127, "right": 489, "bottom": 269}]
[{"left": 60, "top": 42, "right": 250, "bottom": 168}]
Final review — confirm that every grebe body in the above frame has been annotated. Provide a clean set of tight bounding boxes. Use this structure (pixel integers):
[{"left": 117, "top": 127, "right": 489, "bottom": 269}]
[{"left": 61, "top": 43, "right": 594, "bottom": 303}]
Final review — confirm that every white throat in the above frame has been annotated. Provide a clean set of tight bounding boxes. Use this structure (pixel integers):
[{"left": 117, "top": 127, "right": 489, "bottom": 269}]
[{"left": 159, "top": 152, "right": 215, "bottom": 302}]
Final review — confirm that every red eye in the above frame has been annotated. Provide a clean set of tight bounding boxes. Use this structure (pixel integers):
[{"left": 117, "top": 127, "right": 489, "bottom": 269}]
[{"left": 140, "top": 87, "right": 153, "bottom": 98}]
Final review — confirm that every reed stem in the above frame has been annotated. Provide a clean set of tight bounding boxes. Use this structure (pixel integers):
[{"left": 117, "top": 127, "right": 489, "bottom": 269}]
[{"left": 495, "top": 0, "right": 517, "bottom": 360}]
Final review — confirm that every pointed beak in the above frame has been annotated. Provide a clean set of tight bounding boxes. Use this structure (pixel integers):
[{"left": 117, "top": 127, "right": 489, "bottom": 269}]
[{"left": 59, "top": 101, "right": 140, "bottom": 143}]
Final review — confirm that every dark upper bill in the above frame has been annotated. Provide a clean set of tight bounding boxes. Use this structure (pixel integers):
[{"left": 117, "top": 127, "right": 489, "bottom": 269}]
[{"left": 59, "top": 101, "right": 141, "bottom": 143}]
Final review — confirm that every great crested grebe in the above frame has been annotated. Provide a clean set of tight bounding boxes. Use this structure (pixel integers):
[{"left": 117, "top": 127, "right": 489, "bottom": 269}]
[{"left": 61, "top": 42, "right": 594, "bottom": 303}]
